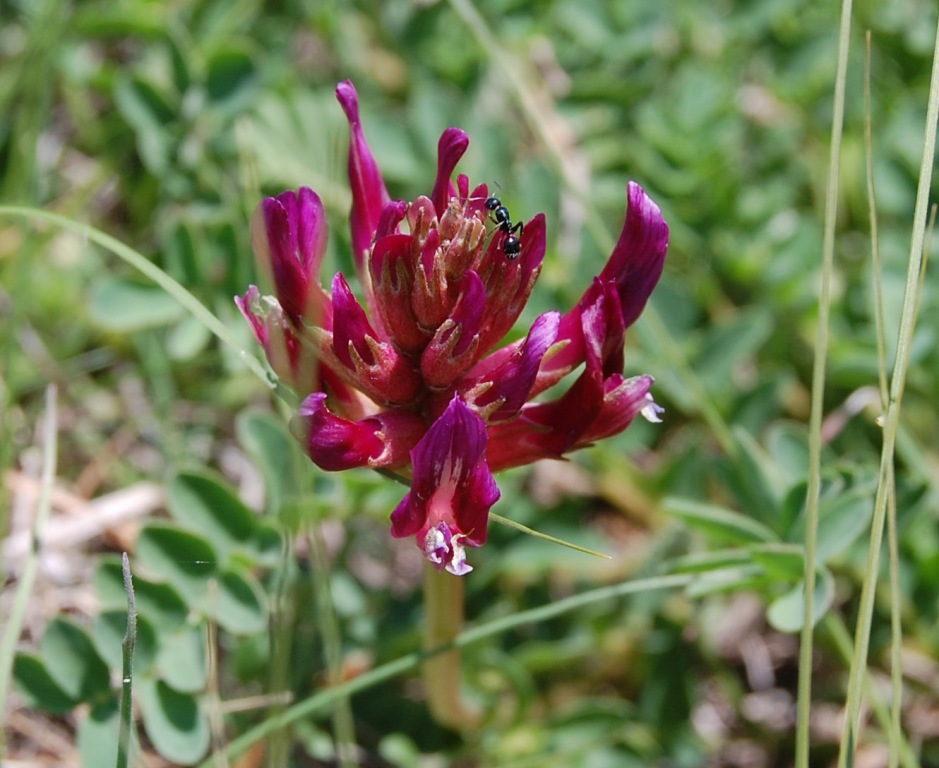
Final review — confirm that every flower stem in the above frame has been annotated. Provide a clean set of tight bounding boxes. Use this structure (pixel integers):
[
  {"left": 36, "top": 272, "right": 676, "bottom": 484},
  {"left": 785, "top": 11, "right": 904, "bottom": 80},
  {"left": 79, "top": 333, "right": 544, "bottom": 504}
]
[{"left": 422, "top": 565, "right": 480, "bottom": 730}]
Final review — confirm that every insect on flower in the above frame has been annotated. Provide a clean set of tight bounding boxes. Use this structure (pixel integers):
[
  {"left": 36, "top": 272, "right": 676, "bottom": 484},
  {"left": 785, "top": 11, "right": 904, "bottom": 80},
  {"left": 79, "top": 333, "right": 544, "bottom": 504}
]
[{"left": 484, "top": 193, "right": 523, "bottom": 260}]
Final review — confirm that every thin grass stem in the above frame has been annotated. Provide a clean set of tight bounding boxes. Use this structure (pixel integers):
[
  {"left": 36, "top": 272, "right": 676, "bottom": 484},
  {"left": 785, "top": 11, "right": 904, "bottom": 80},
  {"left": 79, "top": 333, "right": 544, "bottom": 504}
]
[
  {"left": 825, "top": 615, "right": 922, "bottom": 768},
  {"left": 863, "top": 30, "right": 904, "bottom": 768},
  {"left": 795, "top": 1, "right": 853, "bottom": 764},
  {"left": 836, "top": 15, "right": 939, "bottom": 767}
]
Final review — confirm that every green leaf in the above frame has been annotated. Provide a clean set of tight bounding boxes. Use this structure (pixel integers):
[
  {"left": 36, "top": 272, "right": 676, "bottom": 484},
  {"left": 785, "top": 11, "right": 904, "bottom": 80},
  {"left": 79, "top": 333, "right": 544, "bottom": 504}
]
[
  {"left": 167, "top": 33, "right": 191, "bottom": 95},
  {"left": 665, "top": 549, "right": 752, "bottom": 574},
  {"left": 248, "top": 89, "right": 349, "bottom": 193},
  {"left": 206, "top": 46, "right": 257, "bottom": 109},
  {"left": 253, "top": 520, "right": 287, "bottom": 567},
  {"left": 139, "top": 678, "right": 210, "bottom": 765},
  {"left": 664, "top": 497, "right": 778, "bottom": 544},
  {"left": 73, "top": 4, "right": 167, "bottom": 35},
  {"left": 167, "top": 313, "right": 212, "bottom": 360},
  {"left": 330, "top": 571, "right": 368, "bottom": 620},
  {"left": 787, "top": 479, "right": 876, "bottom": 565},
  {"left": 236, "top": 409, "right": 310, "bottom": 516},
  {"left": 748, "top": 543, "right": 806, "bottom": 582},
  {"left": 136, "top": 523, "right": 218, "bottom": 608},
  {"left": 684, "top": 566, "right": 769, "bottom": 597},
  {"left": 166, "top": 470, "right": 258, "bottom": 564},
  {"left": 157, "top": 625, "right": 206, "bottom": 694},
  {"left": 696, "top": 306, "right": 773, "bottom": 391},
  {"left": 766, "top": 569, "right": 835, "bottom": 633},
  {"left": 815, "top": 485, "right": 877, "bottom": 564},
  {"left": 778, "top": 481, "right": 809, "bottom": 544},
  {"left": 91, "top": 556, "right": 129, "bottom": 609},
  {"left": 210, "top": 569, "right": 268, "bottom": 635},
  {"left": 12, "top": 652, "right": 81, "bottom": 713},
  {"left": 765, "top": 422, "right": 812, "bottom": 485},
  {"left": 113, "top": 76, "right": 175, "bottom": 174},
  {"left": 40, "top": 617, "right": 112, "bottom": 703},
  {"left": 88, "top": 278, "right": 184, "bottom": 331},
  {"left": 727, "top": 426, "right": 787, "bottom": 525},
  {"left": 77, "top": 699, "right": 120, "bottom": 768},
  {"left": 123, "top": 575, "right": 190, "bottom": 631},
  {"left": 94, "top": 556, "right": 189, "bottom": 630},
  {"left": 92, "top": 611, "right": 158, "bottom": 675}
]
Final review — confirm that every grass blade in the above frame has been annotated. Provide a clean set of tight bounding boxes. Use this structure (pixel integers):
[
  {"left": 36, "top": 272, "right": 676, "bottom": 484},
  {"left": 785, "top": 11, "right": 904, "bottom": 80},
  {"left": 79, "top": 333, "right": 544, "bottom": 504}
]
[
  {"left": 795, "top": 0, "right": 853, "bottom": 764},
  {"left": 0, "top": 385, "right": 58, "bottom": 756}
]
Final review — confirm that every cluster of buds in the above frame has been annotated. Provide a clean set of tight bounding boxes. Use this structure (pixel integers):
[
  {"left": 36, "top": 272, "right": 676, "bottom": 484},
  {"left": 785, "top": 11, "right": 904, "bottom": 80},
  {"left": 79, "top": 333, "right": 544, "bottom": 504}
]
[{"left": 237, "top": 81, "right": 669, "bottom": 575}]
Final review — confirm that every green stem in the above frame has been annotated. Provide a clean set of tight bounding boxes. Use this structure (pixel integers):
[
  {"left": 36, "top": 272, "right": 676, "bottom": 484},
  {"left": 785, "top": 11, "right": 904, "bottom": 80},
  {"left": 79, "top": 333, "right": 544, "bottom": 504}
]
[
  {"left": 864, "top": 31, "right": 906, "bottom": 768},
  {"left": 422, "top": 565, "right": 480, "bottom": 730},
  {"left": 824, "top": 615, "right": 921, "bottom": 768},
  {"left": 116, "top": 553, "right": 137, "bottom": 768},
  {"left": 795, "top": 0, "right": 853, "bottom": 764}
]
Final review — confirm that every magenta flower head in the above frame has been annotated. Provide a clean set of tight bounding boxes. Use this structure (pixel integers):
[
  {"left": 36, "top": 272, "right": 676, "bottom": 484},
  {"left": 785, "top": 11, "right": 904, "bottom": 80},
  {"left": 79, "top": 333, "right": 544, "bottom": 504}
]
[{"left": 237, "top": 80, "right": 669, "bottom": 575}]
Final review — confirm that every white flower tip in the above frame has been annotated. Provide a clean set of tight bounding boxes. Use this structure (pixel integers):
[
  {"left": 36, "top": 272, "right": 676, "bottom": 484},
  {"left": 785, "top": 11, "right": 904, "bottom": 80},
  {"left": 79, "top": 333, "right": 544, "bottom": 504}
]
[
  {"left": 641, "top": 394, "right": 664, "bottom": 424},
  {"left": 422, "top": 524, "right": 473, "bottom": 576},
  {"left": 445, "top": 535, "right": 473, "bottom": 576}
]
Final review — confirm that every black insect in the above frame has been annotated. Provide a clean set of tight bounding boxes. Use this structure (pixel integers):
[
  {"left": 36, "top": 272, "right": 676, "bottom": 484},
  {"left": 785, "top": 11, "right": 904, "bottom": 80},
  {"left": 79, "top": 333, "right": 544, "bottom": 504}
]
[{"left": 485, "top": 194, "right": 523, "bottom": 260}]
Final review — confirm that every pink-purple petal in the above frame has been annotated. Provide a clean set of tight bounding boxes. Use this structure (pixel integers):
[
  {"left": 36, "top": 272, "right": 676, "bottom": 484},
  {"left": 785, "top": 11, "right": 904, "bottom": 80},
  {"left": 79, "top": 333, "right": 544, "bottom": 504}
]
[
  {"left": 538, "top": 279, "right": 626, "bottom": 400},
  {"left": 336, "top": 81, "right": 391, "bottom": 265},
  {"left": 484, "top": 316, "right": 608, "bottom": 470},
  {"left": 370, "top": 233, "right": 426, "bottom": 352},
  {"left": 485, "top": 372, "right": 655, "bottom": 472},
  {"left": 297, "top": 392, "right": 425, "bottom": 471},
  {"left": 234, "top": 285, "right": 268, "bottom": 347},
  {"left": 475, "top": 213, "right": 547, "bottom": 355},
  {"left": 298, "top": 392, "right": 383, "bottom": 470},
  {"left": 465, "top": 310, "right": 560, "bottom": 422},
  {"left": 420, "top": 271, "right": 485, "bottom": 389},
  {"left": 235, "top": 285, "right": 308, "bottom": 388},
  {"left": 375, "top": 199, "right": 409, "bottom": 240},
  {"left": 327, "top": 272, "right": 423, "bottom": 405},
  {"left": 391, "top": 396, "right": 499, "bottom": 574},
  {"left": 600, "top": 181, "right": 669, "bottom": 329},
  {"left": 430, "top": 128, "right": 470, "bottom": 217},
  {"left": 331, "top": 272, "right": 380, "bottom": 368},
  {"left": 577, "top": 374, "right": 657, "bottom": 444},
  {"left": 249, "top": 188, "right": 330, "bottom": 328}
]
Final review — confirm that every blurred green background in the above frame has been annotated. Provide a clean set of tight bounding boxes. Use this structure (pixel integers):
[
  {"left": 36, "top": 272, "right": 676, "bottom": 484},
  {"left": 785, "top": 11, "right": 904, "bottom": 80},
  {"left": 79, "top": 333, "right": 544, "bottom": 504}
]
[{"left": 3, "top": 0, "right": 939, "bottom": 766}]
